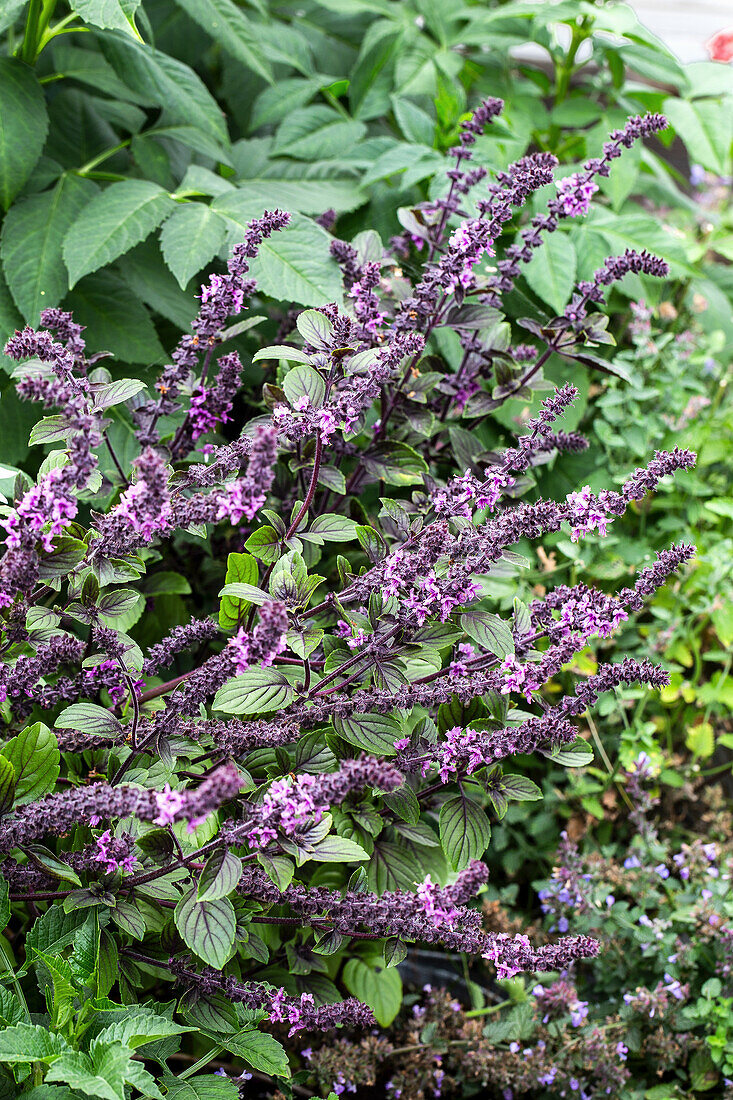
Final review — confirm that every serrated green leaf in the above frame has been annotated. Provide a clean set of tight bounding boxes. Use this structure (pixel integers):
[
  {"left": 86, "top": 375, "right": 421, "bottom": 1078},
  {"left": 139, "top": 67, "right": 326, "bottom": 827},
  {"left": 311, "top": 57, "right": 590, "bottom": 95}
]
[
  {"left": 172, "top": 0, "right": 272, "bottom": 82},
  {"left": 461, "top": 611, "right": 515, "bottom": 658},
  {"left": 55, "top": 702, "right": 122, "bottom": 738},
  {"left": 160, "top": 204, "right": 227, "bottom": 290},
  {"left": 213, "top": 198, "right": 342, "bottom": 306},
  {"left": 0, "top": 175, "right": 96, "bottom": 323},
  {"left": 63, "top": 180, "right": 175, "bottom": 287},
  {"left": 0, "top": 60, "right": 48, "bottom": 211}
]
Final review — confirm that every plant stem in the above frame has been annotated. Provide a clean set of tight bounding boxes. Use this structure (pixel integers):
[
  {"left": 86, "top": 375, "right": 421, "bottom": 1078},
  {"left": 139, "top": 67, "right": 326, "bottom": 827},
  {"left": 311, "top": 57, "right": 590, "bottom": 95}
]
[
  {"left": 178, "top": 1045, "right": 225, "bottom": 1080},
  {"left": 76, "top": 139, "right": 132, "bottom": 177},
  {"left": 20, "top": 0, "right": 43, "bottom": 63}
]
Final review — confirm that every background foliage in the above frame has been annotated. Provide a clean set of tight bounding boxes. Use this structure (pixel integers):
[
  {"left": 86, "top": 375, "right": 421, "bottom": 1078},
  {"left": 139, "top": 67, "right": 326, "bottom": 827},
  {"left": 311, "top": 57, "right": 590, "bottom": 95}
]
[{"left": 0, "top": 1, "right": 732, "bottom": 1099}]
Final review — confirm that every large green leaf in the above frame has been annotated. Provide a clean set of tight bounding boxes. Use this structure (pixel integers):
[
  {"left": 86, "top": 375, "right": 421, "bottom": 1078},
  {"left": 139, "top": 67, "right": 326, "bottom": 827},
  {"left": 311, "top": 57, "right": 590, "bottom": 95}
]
[
  {"left": 174, "top": 889, "right": 236, "bottom": 968},
  {"left": 0, "top": 175, "right": 97, "bottom": 323},
  {"left": 0, "top": 59, "right": 48, "bottom": 211},
  {"left": 65, "top": 271, "right": 166, "bottom": 364},
  {"left": 173, "top": 0, "right": 272, "bottom": 82},
  {"left": 97, "top": 1012, "right": 194, "bottom": 1049},
  {"left": 523, "top": 230, "right": 577, "bottom": 313},
  {"left": 160, "top": 204, "right": 227, "bottom": 290},
  {"left": 213, "top": 198, "right": 343, "bottom": 305},
  {"left": 213, "top": 668, "right": 294, "bottom": 715},
  {"left": 55, "top": 702, "right": 122, "bottom": 738},
  {"left": 342, "top": 958, "right": 402, "bottom": 1026},
  {"left": 45, "top": 1040, "right": 131, "bottom": 1100},
  {"left": 162, "top": 1077, "right": 238, "bottom": 1099},
  {"left": 218, "top": 551, "right": 259, "bottom": 629},
  {"left": 273, "top": 106, "right": 367, "bottom": 160},
  {"left": 332, "top": 712, "right": 401, "bottom": 756},
  {"left": 460, "top": 611, "right": 515, "bottom": 658},
  {"left": 99, "top": 32, "right": 229, "bottom": 145},
  {"left": 70, "top": 0, "right": 141, "bottom": 33},
  {"left": 663, "top": 96, "right": 733, "bottom": 176},
  {"left": 0, "top": 1023, "right": 70, "bottom": 1062},
  {"left": 0, "top": 722, "right": 59, "bottom": 803},
  {"left": 439, "top": 793, "right": 491, "bottom": 870},
  {"left": 63, "top": 180, "right": 175, "bottom": 287},
  {"left": 214, "top": 1029, "right": 290, "bottom": 1078}
]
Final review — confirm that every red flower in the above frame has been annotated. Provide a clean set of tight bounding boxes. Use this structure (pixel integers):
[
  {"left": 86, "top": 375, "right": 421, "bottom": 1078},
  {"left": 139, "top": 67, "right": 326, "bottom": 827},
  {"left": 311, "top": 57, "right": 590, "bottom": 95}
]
[{"left": 706, "top": 28, "right": 733, "bottom": 62}]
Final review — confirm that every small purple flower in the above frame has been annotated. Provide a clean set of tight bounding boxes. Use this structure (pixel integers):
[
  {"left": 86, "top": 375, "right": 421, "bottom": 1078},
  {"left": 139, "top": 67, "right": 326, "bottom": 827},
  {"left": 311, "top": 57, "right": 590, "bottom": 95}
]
[{"left": 555, "top": 174, "right": 599, "bottom": 217}]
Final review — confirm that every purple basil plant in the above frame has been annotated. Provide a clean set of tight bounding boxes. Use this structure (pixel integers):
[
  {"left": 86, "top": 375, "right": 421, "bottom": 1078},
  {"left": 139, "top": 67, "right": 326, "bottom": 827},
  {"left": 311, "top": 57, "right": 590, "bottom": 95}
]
[{"left": 0, "top": 100, "right": 696, "bottom": 1092}]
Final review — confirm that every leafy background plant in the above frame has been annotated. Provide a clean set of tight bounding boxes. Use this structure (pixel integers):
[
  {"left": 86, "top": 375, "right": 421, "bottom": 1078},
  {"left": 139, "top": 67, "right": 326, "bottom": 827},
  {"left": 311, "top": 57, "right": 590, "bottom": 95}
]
[{"left": 0, "top": 2, "right": 732, "bottom": 1099}]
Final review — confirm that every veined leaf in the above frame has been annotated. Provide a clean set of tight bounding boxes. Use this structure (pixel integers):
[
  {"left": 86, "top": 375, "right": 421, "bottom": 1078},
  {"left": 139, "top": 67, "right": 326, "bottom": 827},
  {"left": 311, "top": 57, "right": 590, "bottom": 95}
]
[
  {"left": 174, "top": 888, "right": 236, "bottom": 968},
  {"left": 63, "top": 180, "right": 175, "bottom": 287},
  {"left": 0, "top": 175, "right": 96, "bottom": 323},
  {"left": 0, "top": 60, "right": 48, "bottom": 211},
  {"left": 160, "top": 204, "right": 228, "bottom": 290}
]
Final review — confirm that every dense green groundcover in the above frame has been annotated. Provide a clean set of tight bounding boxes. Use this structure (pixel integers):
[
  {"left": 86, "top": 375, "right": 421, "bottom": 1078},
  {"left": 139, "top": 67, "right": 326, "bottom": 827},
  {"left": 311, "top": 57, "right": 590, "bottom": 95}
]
[{"left": 0, "top": 1, "right": 731, "bottom": 1099}]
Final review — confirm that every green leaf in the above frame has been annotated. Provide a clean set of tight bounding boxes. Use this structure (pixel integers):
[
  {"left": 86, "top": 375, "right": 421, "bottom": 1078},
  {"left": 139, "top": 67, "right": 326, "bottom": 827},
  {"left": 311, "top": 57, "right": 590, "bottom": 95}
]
[
  {"left": 91, "top": 378, "right": 147, "bottom": 409},
  {"left": 100, "top": 32, "right": 229, "bottom": 146},
  {"left": 26, "top": 846, "right": 82, "bottom": 887},
  {"left": 0, "top": 722, "right": 59, "bottom": 803},
  {"left": 310, "top": 835, "right": 369, "bottom": 862},
  {"left": 332, "top": 713, "right": 401, "bottom": 756},
  {"left": 55, "top": 702, "right": 122, "bottom": 738},
  {"left": 174, "top": 888, "right": 236, "bottom": 968},
  {"left": 213, "top": 668, "right": 294, "bottom": 715},
  {"left": 219, "top": 551, "right": 259, "bottom": 629},
  {"left": 37, "top": 536, "right": 87, "bottom": 579},
  {"left": 97, "top": 1012, "right": 194, "bottom": 1049},
  {"left": 664, "top": 97, "right": 732, "bottom": 176},
  {"left": 25, "top": 906, "right": 87, "bottom": 959},
  {"left": 362, "top": 441, "right": 428, "bottom": 486},
  {"left": 244, "top": 526, "right": 281, "bottom": 565},
  {"left": 65, "top": 270, "right": 166, "bottom": 364},
  {"left": 342, "top": 958, "right": 402, "bottom": 1026},
  {"left": 0, "top": 756, "right": 15, "bottom": 817},
  {"left": 283, "top": 364, "right": 326, "bottom": 408},
  {"left": 366, "top": 841, "right": 422, "bottom": 894},
  {"left": 162, "top": 1076, "right": 239, "bottom": 1100},
  {"left": 215, "top": 1028, "right": 290, "bottom": 1078},
  {"left": 461, "top": 611, "right": 515, "bottom": 658},
  {"left": 63, "top": 180, "right": 175, "bottom": 288},
  {"left": 253, "top": 344, "right": 312, "bottom": 364},
  {"left": 0, "top": 1022, "right": 70, "bottom": 1062},
  {"left": 197, "top": 849, "right": 242, "bottom": 901},
  {"left": 523, "top": 231, "right": 577, "bottom": 313},
  {"left": 46, "top": 1040, "right": 131, "bottom": 1100},
  {"left": 0, "top": 59, "right": 48, "bottom": 211},
  {"left": 213, "top": 198, "right": 343, "bottom": 306},
  {"left": 296, "top": 308, "right": 334, "bottom": 348},
  {"left": 0, "top": 175, "right": 96, "bottom": 324},
  {"left": 539, "top": 737, "right": 594, "bottom": 768},
  {"left": 439, "top": 794, "right": 491, "bottom": 871},
  {"left": 501, "top": 774, "right": 543, "bottom": 801},
  {"left": 70, "top": 0, "right": 141, "bottom": 33},
  {"left": 309, "top": 514, "right": 359, "bottom": 542},
  {"left": 273, "top": 106, "right": 367, "bottom": 161},
  {"left": 160, "top": 204, "right": 228, "bottom": 290},
  {"left": 172, "top": 0, "right": 271, "bottom": 82}
]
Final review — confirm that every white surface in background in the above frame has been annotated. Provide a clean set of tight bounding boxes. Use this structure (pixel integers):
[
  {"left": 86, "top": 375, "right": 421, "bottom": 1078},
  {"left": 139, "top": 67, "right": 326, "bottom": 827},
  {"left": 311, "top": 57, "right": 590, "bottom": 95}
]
[{"left": 632, "top": 0, "right": 732, "bottom": 62}]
